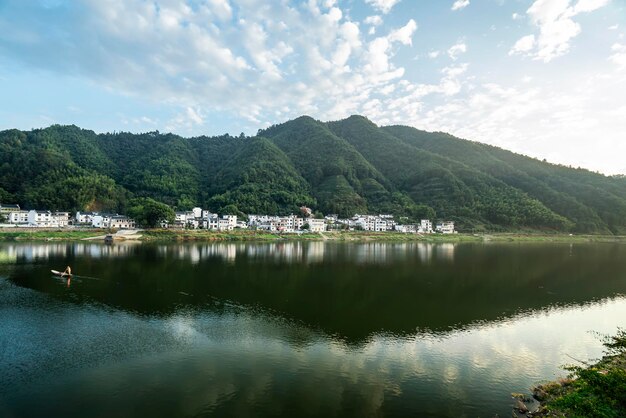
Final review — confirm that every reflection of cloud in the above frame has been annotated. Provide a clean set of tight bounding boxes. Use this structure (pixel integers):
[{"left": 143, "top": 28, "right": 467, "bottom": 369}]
[{"left": 3, "top": 272, "right": 626, "bottom": 417}]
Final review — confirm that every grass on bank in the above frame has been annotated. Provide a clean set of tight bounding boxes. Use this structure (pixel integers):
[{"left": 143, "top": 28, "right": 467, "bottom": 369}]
[
  {"left": 1, "top": 227, "right": 626, "bottom": 243},
  {"left": 531, "top": 330, "right": 626, "bottom": 418},
  {"left": 0, "top": 228, "right": 107, "bottom": 241}
]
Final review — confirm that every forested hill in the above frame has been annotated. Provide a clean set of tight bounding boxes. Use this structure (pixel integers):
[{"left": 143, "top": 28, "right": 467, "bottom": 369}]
[{"left": 1, "top": 115, "right": 625, "bottom": 233}]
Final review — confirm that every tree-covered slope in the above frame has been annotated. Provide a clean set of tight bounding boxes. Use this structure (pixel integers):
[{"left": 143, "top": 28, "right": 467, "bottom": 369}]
[
  {"left": 383, "top": 125, "right": 626, "bottom": 233},
  {"left": 0, "top": 116, "right": 624, "bottom": 233},
  {"left": 0, "top": 128, "right": 127, "bottom": 212},
  {"left": 206, "top": 137, "right": 316, "bottom": 215},
  {"left": 329, "top": 116, "right": 571, "bottom": 231},
  {"left": 259, "top": 116, "right": 432, "bottom": 218}
]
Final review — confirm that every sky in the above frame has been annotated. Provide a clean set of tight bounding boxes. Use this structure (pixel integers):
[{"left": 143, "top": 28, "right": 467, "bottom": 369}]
[{"left": 0, "top": 0, "right": 625, "bottom": 174}]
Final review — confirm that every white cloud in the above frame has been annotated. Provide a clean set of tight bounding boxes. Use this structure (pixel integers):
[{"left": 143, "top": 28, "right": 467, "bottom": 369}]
[
  {"left": 572, "top": 0, "right": 610, "bottom": 14},
  {"left": 509, "top": 35, "right": 536, "bottom": 55},
  {"left": 608, "top": 24, "right": 619, "bottom": 30},
  {"left": 447, "top": 42, "right": 467, "bottom": 60},
  {"left": 387, "top": 19, "right": 417, "bottom": 45},
  {"left": 365, "top": 0, "right": 401, "bottom": 14},
  {"left": 609, "top": 43, "right": 626, "bottom": 69},
  {"left": 364, "top": 15, "right": 383, "bottom": 26},
  {"left": 512, "top": 12, "right": 522, "bottom": 20},
  {"left": 364, "top": 15, "right": 383, "bottom": 35},
  {"left": 511, "top": 0, "right": 611, "bottom": 62},
  {"left": 428, "top": 51, "right": 440, "bottom": 59},
  {"left": 451, "top": 0, "right": 470, "bottom": 11}
]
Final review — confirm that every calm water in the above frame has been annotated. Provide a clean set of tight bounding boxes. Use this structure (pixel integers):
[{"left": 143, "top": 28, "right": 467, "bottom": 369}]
[{"left": 1, "top": 241, "right": 626, "bottom": 417}]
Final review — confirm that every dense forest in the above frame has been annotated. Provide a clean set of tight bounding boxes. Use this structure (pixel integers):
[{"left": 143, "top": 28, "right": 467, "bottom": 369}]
[{"left": 1, "top": 115, "right": 625, "bottom": 233}]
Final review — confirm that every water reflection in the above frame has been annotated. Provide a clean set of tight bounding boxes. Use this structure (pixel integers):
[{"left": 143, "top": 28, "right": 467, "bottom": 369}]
[
  {"left": 1, "top": 242, "right": 139, "bottom": 262},
  {"left": 1, "top": 270, "right": 625, "bottom": 417},
  {"left": 2, "top": 241, "right": 626, "bottom": 417},
  {"left": 1, "top": 241, "right": 456, "bottom": 266},
  {"left": 3, "top": 241, "right": 626, "bottom": 344}
]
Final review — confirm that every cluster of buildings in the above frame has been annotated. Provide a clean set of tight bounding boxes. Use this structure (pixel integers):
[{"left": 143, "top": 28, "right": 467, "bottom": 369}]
[
  {"left": 242, "top": 212, "right": 455, "bottom": 234},
  {"left": 170, "top": 207, "right": 241, "bottom": 230},
  {"left": 0, "top": 203, "right": 455, "bottom": 234},
  {"left": 0, "top": 204, "right": 135, "bottom": 229}
]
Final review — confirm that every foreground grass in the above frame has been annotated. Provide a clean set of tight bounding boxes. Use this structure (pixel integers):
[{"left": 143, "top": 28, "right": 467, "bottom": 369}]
[{"left": 521, "top": 330, "right": 626, "bottom": 417}]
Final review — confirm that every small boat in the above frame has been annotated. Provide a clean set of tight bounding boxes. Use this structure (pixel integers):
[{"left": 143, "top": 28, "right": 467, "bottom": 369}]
[
  {"left": 51, "top": 269, "right": 70, "bottom": 276},
  {"left": 104, "top": 234, "right": 114, "bottom": 244}
]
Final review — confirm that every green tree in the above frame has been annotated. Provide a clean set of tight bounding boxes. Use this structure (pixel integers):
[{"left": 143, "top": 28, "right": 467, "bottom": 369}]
[{"left": 127, "top": 197, "right": 175, "bottom": 228}]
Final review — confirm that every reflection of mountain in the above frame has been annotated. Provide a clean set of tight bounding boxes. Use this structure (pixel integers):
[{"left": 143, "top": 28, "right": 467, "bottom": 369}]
[{"left": 5, "top": 242, "right": 626, "bottom": 343}]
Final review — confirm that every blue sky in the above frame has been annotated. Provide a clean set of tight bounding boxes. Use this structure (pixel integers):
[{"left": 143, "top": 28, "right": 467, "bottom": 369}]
[{"left": 1, "top": 0, "right": 625, "bottom": 173}]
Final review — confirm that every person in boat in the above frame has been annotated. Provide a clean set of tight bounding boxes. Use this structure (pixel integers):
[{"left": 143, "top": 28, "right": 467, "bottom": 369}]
[{"left": 61, "top": 266, "right": 72, "bottom": 277}]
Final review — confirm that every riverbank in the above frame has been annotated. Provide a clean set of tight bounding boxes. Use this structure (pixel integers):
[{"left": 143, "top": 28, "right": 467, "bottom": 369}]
[
  {"left": 1, "top": 228, "right": 626, "bottom": 243},
  {"left": 514, "top": 331, "right": 626, "bottom": 417}
]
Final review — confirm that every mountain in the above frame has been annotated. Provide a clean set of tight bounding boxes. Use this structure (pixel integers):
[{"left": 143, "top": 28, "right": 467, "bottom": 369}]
[{"left": 1, "top": 115, "right": 625, "bottom": 233}]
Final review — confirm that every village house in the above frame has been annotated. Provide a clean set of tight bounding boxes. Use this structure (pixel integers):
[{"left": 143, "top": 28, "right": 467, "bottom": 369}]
[
  {"left": 8, "top": 210, "right": 29, "bottom": 225},
  {"left": 436, "top": 221, "right": 456, "bottom": 234},
  {"left": 307, "top": 218, "right": 327, "bottom": 232},
  {"left": 27, "top": 210, "right": 53, "bottom": 227},
  {"left": 109, "top": 215, "right": 135, "bottom": 229},
  {"left": 419, "top": 219, "right": 433, "bottom": 234},
  {"left": 75, "top": 211, "right": 98, "bottom": 225},
  {"left": 0, "top": 203, "right": 21, "bottom": 215},
  {"left": 395, "top": 224, "right": 417, "bottom": 233},
  {"left": 53, "top": 212, "right": 71, "bottom": 227}
]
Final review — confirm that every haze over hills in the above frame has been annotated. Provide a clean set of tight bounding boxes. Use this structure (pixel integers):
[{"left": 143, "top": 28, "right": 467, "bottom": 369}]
[{"left": 1, "top": 115, "right": 625, "bottom": 233}]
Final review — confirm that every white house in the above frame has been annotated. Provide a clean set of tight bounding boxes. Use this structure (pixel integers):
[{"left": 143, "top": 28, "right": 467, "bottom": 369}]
[
  {"left": 436, "top": 221, "right": 455, "bottom": 234},
  {"left": 91, "top": 214, "right": 112, "bottom": 228},
  {"left": 53, "top": 212, "right": 71, "bottom": 227},
  {"left": 27, "top": 210, "right": 53, "bottom": 227},
  {"left": 419, "top": 219, "right": 433, "bottom": 234},
  {"left": 217, "top": 215, "right": 237, "bottom": 231},
  {"left": 76, "top": 211, "right": 97, "bottom": 225},
  {"left": 395, "top": 224, "right": 417, "bottom": 233},
  {"left": 8, "top": 210, "right": 29, "bottom": 225},
  {"left": 0, "top": 204, "right": 20, "bottom": 215},
  {"left": 109, "top": 215, "right": 135, "bottom": 229},
  {"left": 308, "top": 218, "right": 326, "bottom": 232}
]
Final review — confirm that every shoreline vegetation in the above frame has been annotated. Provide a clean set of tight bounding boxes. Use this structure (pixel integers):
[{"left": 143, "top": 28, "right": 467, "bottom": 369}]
[
  {"left": 1, "top": 228, "right": 626, "bottom": 243},
  {"left": 514, "top": 330, "right": 626, "bottom": 418}
]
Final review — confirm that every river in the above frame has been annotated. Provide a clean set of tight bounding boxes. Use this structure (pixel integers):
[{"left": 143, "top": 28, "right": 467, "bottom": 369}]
[{"left": 1, "top": 241, "right": 625, "bottom": 417}]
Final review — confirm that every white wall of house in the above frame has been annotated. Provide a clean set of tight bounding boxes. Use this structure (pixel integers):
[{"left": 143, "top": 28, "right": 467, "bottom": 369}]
[
  {"left": 308, "top": 219, "right": 326, "bottom": 232},
  {"left": 75, "top": 211, "right": 96, "bottom": 224},
  {"left": 437, "top": 221, "right": 455, "bottom": 234},
  {"left": 110, "top": 216, "right": 135, "bottom": 229},
  {"left": 91, "top": 215, "right": 111, "bottom": 228},
  {"left": 8, "top": 210, "right": 29, "bottom": 224},
  {"left": 27, "top": 210, "right": 55, "bottom": 227}
]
